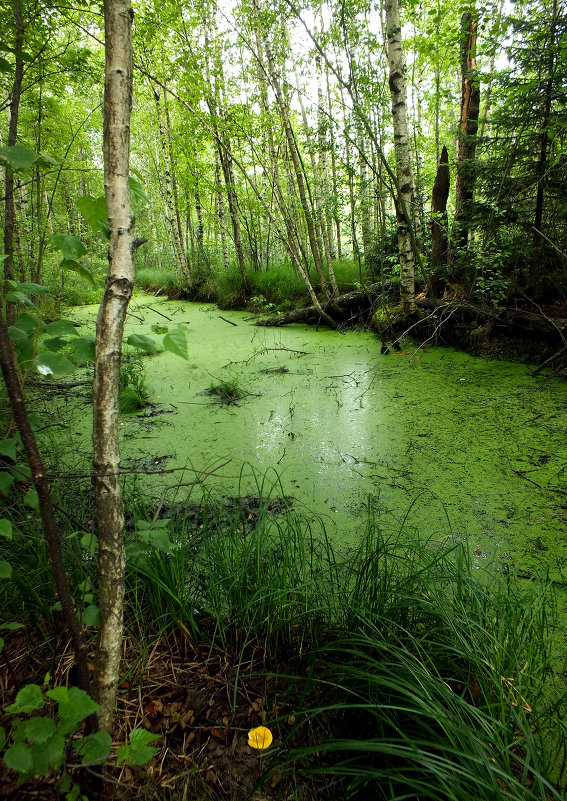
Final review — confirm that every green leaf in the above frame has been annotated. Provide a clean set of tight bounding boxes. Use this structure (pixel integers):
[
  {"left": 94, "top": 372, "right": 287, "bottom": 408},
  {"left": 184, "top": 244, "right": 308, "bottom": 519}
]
[
  {"left": 43, "top": 336, "right": 67, "bottom": 352},
  {"left": 6, "top": 683, "right": 44, "bottom": 714},
  {"left": 27, "top": 413, "right": 43, "bottom": 430},
  {"left": 8, "top": 281, "right": 49, "bottom": 295},
  {"left": 129, "top": 176, "right": 148, "bottom": 203},
  {"left": 45, "top": 319, "right": 79, "bottom": 337},
  {"left": 33, "top": 350, "right": 75, "bottom": 377},
  {"left": 76, "top": 195, "right": 108, "bottom": 236},
  {"left": 126, "top": 333, "right": 156, "bottom": 355},
  {"left": 0, "top": 57, "right": 11, "bottom": 73},
  {"left": 80, "top": 532, "right": 98, "bottom": 556},
  {"left": 51, "top": 234, "right": 87, "bottom": 262},
  {"left": 0, "top": 144, "right": 39, "bottom": 171},
  {"left": 9, "top": 462, "right": 31, "bottom": 481},
  {"left": 15, "top": 313, "right": 44, "bottom": 335},
  {"left": 4, "top": 742, "right": 33, "bottom": 774},
  {"left": 46, "top": 687, "right": 68, "bottom": 704},
  {"left": 61, "top": 259, "right": 96, "bottom": 286},
  {"left": 70, "top": 337, "right": 96, "bottom": 364},
  {"left": 139, "top": 529, "right": 174, "bottom": 554},
  {"left": 57, "top": 687, "right": 100, "bottom": 735},
  {"left": 163, "top": 326, "right": 188, "bottom": 360},
  {"left": 0, "top": 561, "right": 12, "bottom": 579},
  {"left": 24, "top": 489, "right": 39, "bottom": 510},
  {"left": 24, "top": 716, "right": 56, "bottom": 744},
  {"left": 1, "top": 622, "right": 24, "bottom": 631},
  {"left": 5, "top": 291, "right": 35, "bottom": 308},
  {"left": 0, "top": 519, "right": 13, "bottom": 540},
  {"left": 73, "top": 731, "right": 112, "bottom": 765},
  {"left": 0, "top": 439, "right": 16, "bottom": 461},
  {"left": 37, "top": 152, "right": 58, "bottom": 167},
  {"left": 7, "top": 326, "right": 29, "bottom": 343},
  {"left": 32, "top": 732, "right": 65, "bottom": 776},
  {"left": 0, "top": 472, "right": 15, "bottom": 495},
  {"left": 80, "top": 605, "right": 100, "bottom": 626},
  {"left": 129, "top": 728, "right": 161, "bottom": 747}
]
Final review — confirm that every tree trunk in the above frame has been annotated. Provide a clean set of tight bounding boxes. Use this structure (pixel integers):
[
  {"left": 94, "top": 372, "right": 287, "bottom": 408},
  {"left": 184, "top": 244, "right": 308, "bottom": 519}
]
[
  {"left": 92, "top": 0, "right": 136, "bottom": 733},
  {"left": 3, "top": 0, "right": 24, "bottom": 325},
  {"left": 452, "top": 10, "right": 481, "bottom": 256},
  {"left": 532, "top": 0, "right": 558, "bottom": 272},
  {"left": 384, "top": 0, "right": 416, "bottom": 314},
  {"left": 0, "top": 315, "right": 91, "bottom": 694},
  {"left": 430, "top": 144, "right": 450, "bottom": 296}
]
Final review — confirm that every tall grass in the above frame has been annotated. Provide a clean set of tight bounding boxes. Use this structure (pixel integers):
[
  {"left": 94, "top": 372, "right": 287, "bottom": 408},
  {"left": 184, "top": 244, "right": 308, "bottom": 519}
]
[{"left": 0, "top": 465, "right": 564, "bottom": 800}]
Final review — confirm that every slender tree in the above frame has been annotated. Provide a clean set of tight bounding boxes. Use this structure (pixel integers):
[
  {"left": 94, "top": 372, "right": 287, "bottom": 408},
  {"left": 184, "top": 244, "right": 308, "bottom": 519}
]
[{"left": 92, "top": 0, "right": 139, "bottom": 732}]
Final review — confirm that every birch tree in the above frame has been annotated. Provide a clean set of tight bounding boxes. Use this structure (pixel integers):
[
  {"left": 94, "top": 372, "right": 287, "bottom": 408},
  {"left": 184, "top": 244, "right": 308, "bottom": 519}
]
[
  {"left": 92, "top": 0, "right": 137, "bottom": 732},
  {"left": 384, "top": 0, "right": 417, "bottom": 313}
]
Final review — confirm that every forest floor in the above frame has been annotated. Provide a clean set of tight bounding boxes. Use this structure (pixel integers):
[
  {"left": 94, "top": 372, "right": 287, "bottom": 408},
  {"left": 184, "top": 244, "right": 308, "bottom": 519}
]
[{"left": 0, "top": 629, "right": 300, "bottom": 801}]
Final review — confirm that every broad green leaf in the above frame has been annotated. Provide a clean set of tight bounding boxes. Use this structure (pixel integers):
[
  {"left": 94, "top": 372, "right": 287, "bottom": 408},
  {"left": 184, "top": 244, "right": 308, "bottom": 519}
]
[
  {"left": 51, "top": 234, "right": 87, "bottom": 261},
  {"left": 37, "top": 152, "right": 58, "bottom": 167},
  {"left": 24, "top": 716, "right": 56, "bottom": 744},
  {"left": 3, "top": 742, "right": 33, "bottom": 774},
  {"left": 61, "top": 258, "right": 97, "bottom": 286},
  {"left": 0, "top": 144, "right": 38, "bottom": 171},
  {"left": 43, "top": 336, "right": 67, "bottom": 352},
  {"left": 76, "top": 195, "right": 108, "bottom": 235},
  {"left": 163, "top": 326, "right": 188, "bottom": 360},
  {"left": 24, "top": 489, "right": 39, "bottom": 510},
  {"left": 5, "top": 291, "right": 35, "bottom": 308},
  {"left": 0, "top": 473, "right": 15, "bottom": 495},
  {"left": 126, "top": 333, "right": 156, "bottom": 355},
  {"left": 16, "top": 340, "right": 34, "bottom": 370},
  {"left": 70, "top": 336, "right": 95, "bottom": 364},
  {"left": 15, "top": 312, "right": 44, "bottom": 335},
  {"left": 136, "top": 519, "right": 170, "bottom": 531},
  {"left": 129, "top": 176, "right": 148, "bottom": 203},
  {"left": 33, "top": 350, "right": 75, "bottom": 377},
  {"left": 46, "top": 687, "right": 68, "bottom": 703},
  {"left": 0, "top": 439, "right": 16, "bottom": 461},
  {"left": 0, "top": 561, "right": 12, "bottom": 579},
  {"left": 139, "top": 529, "right": 174, "bottom": 554},
  {"left": 73, "top": 731, "right": 112, "bottom": 765},
  {"left": 8, "top": 280, "right": 49, "bottom": 295},
  {"left": 27, "top": 413, "right": 43, "bottom": 430},
  {"left": 0, "top": 520, "right": 13, "bottom": 540},
  {"left": 0, "top": 57, "right": 11, "bottom": 72},
  {"left": 0, "top": 622, "right": 24, "bottom": 631},
  {"left": 7, "top": 326, "right": 29, "bottom": 343},
  {"left": 129, "top": 728, "right": 161, "bottom": 747},
  {"left": 80, "top": 605, "right": 100, "bottom": 626},
  {"left": 45, "top": 319, "right": 79, "bottom": 337},
  {"left": 9, "top": 463, "right": 32, "bottom": 481},
  {"left": 6, "top": 683, "right": 44, "bottom": 714},
  {"left": 32, "top": 732, "right": 65, "bottom": 775},
  {"left": 125, "top": 542, "right": 150, "bottom": 568},
  {"left": 58, "top": 687, "right": 100, "bottom": 735},
  {"left": 80, "top": 532, "right": 98, "bottom": 556}
]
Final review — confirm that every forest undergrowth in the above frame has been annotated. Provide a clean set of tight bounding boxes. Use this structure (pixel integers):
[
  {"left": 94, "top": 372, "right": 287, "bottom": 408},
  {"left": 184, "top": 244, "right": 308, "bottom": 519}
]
[{"left": 0, "top": 469, "right": 566, "bottom": 801}]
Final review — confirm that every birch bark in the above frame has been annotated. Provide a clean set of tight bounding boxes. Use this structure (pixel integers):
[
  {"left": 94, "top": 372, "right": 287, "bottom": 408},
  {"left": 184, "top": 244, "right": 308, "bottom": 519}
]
[
  {"left": 384, "top": 0, "right": 416, "bottom": 313},
  {"left": 92, "top": 0, "right": 136, "bottom": 732}
]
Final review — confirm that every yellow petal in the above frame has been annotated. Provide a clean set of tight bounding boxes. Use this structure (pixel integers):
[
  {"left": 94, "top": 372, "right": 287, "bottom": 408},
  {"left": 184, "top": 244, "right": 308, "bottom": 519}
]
[{"left": 247, "top": 725, "right": 273, "bottom": 749}]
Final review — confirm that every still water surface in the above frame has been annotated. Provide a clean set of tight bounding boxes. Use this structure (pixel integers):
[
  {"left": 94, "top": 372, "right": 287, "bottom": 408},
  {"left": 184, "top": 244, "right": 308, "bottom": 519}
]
[{"left": 71, "top": 298, "right": 567, "bottom": 576}]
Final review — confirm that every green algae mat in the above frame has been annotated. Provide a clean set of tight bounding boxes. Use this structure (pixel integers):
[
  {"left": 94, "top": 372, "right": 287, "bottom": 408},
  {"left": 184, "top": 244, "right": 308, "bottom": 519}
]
[{"left": 67, "top": 298, "right": 567, "bottom": 578}]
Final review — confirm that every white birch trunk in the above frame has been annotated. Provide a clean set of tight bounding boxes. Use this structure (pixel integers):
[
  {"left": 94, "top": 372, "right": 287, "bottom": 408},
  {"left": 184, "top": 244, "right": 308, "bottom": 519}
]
[
  {"left": 384, "top": 0, "right": 416, "bottom": 313},
  {"left": 92, "top": 0, "right": 135, "bottom": 732}
]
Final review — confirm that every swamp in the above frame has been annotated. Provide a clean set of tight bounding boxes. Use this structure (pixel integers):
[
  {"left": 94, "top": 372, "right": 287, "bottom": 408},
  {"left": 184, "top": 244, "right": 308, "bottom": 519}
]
[{"left": 1, "top": 0, "right": 567, "bottom": 798}]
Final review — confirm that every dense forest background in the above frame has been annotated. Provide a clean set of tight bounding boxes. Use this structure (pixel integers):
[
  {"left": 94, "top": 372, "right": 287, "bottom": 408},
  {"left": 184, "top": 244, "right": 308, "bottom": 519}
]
[{"left": 1, "top": 0, "right": 566, "bottom": 315}]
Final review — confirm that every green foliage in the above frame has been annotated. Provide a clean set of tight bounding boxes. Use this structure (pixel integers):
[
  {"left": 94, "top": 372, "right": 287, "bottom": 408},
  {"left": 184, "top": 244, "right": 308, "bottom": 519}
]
[
  {"left": 119, "top": 355, "right": 149, "bottom": 413},
  {"left": 2, "top": 680, "right": 158, "bottom": 785},
  {"left": 206, "top": 378, "right": 245, "bottom": 405}
]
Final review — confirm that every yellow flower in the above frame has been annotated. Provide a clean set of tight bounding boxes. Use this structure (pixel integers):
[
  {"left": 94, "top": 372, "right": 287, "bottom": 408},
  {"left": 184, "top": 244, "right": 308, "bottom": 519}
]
[{"left": 247, "top": 725, "right": 273, "bottom": 749}]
